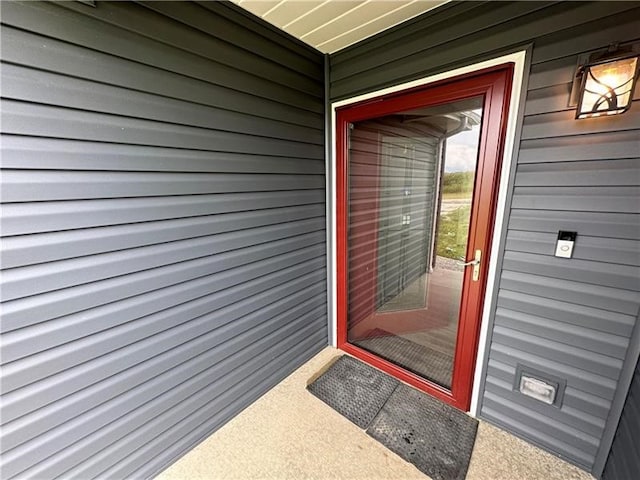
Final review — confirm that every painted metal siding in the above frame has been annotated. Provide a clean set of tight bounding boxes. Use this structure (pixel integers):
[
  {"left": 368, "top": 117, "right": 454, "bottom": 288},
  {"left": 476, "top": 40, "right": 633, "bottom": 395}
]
[
  {"left": 602, "top": 359, "right": 640, "bottom": 480},
  {"left": 0, "top": 1, "right": 326, "bottom": 478},
  {"left": 330, "top": 0, "right": 640, "bottom": 473}
]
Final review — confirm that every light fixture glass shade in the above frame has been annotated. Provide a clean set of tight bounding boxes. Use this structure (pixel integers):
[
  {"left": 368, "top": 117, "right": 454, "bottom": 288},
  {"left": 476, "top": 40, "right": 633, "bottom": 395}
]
[{"left": 576, "top": 55, "right": 638, "bottom": 119}]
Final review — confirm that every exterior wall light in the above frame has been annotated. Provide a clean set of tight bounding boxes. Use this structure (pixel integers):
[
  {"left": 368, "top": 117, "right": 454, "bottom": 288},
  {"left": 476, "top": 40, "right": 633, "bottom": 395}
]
[{"left": 574, "top": 46, "right": 639, "bottom": 119}]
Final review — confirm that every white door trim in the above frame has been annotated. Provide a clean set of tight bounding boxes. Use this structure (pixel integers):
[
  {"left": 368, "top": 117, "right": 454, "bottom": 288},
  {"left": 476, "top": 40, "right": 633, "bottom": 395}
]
[{"left": 326, "top": 50, "right": 528, "bottom": 416}]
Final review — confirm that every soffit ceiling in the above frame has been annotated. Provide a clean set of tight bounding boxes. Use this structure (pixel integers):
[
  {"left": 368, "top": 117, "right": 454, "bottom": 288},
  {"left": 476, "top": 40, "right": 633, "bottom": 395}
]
[{"left": 232, "top": 0, "right": 450, "bottom": 54}]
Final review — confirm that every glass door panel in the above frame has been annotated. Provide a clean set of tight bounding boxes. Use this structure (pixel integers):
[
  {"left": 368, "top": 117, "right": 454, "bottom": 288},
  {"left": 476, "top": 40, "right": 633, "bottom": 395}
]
[{"left": 346, "top": 97, "right": 483, "bottom": 390}]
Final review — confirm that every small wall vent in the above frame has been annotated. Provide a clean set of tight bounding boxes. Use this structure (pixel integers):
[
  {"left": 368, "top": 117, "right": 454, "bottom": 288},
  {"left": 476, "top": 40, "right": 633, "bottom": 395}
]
[{"left": 514, "top": 364, "right": 566, "bottom": 408}]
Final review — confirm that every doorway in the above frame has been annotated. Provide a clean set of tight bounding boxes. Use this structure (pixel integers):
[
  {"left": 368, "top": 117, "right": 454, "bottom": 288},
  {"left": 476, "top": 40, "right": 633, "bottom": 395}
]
[{"left": 336, "top": 64, "right": 514, "bottom": 410}]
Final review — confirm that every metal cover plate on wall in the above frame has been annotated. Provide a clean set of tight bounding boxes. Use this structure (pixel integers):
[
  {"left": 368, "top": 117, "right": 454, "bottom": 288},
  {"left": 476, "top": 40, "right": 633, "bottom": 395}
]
[{"left": 307, "top": 355, "right": 399, "bottom": 428}]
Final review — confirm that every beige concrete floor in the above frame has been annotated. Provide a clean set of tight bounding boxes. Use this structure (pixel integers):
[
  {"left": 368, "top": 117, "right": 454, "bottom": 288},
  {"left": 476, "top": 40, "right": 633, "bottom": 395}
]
[{"left": 156, "top": 347, "right": 594, "bottom": 480}]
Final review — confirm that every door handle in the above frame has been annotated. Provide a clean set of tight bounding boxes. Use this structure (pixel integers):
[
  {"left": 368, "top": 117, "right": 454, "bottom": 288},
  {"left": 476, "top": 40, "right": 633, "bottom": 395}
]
[
  {"left": 457, "top": 258, "right": 480, "bottom": 267},
  {"left": 457, "top": 249, "right": 482, "bottom": 281}
]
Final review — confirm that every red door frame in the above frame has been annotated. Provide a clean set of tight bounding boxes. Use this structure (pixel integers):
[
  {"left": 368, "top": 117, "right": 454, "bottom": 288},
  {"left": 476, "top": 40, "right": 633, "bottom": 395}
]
[{"left": 336, "top": 64, "right": 514, "bottom": 411}]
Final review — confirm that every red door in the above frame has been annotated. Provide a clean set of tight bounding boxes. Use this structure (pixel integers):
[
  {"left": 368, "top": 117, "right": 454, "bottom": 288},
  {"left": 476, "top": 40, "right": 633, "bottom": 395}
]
[{"left": 336, "top": 64, "right": 514, "bottom": 410}]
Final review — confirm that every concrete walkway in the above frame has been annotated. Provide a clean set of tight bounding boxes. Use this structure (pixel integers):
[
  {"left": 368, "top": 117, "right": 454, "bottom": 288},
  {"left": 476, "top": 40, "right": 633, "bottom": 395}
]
[{"left": 156, "top": 347, "right": 594, "bottom": 480}]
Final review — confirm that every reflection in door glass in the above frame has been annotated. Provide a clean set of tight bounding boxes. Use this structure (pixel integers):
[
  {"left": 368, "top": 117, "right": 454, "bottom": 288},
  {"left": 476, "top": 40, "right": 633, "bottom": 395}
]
[{"left": 346, "top": 97, "right": 483, "bottom": 390}]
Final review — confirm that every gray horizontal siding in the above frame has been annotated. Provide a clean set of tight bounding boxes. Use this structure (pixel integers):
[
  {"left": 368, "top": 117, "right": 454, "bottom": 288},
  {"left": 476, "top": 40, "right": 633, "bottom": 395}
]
[
  {"left": 2, "top": 1, "right": 321, "bottom": 108},
  {"left": 0, "top": 1, "right": 326, "bottom": 479},
  {"left": 0, "top": 136, "right": 325, "bottom": 174},
  {"left": 2, "top": 63, "right": 322, "bottom": 144},
  {"left": 330, "top": 2, "right": 639, "bottom": 100},
  {"left": 2, "top": 26, "right": 322, "bottom": 128},
  {"left": 330, "top": 0, "right": 640, "bottom": 474},
  {"left": 1, "top": 100, "right": 323, "bottom": 159},
  {"left": 1, "top": 168, "right": 324, "bottom": 202},
  {"left": 508, "top": 209, "right": 639, "bottom": 241},
  {"left": 518, "top": 131, "right": 640, "bottom": 164},
  {"left": 487, "top": 10, "right": 640, "bottom": 474},
  {"left": 602, "top": 359, "right": 640, "bottom": 480},
  {"left": 494, "top": 10, "right": 639, "bottom": 470}
]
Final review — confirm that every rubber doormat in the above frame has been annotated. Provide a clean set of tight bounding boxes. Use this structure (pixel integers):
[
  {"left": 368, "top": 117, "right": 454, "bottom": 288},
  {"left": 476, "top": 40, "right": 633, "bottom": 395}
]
[
  {"left": 307, "top": 355, "right": 398, "bottom": 428},
  {"left": 368, "top": 383, "right": 478, "bottom": 480},
  {"left": 307, "top": 356, "right": 478, "bottom": 480}
]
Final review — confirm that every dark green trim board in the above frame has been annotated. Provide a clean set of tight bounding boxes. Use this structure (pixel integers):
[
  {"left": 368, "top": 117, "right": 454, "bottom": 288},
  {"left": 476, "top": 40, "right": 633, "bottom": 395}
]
[
  {"left": 0, "top": 1, "right": 326, "bottom": 478},
  {"left": 330, "top": 1, "right": 640, "bottom": 475}
]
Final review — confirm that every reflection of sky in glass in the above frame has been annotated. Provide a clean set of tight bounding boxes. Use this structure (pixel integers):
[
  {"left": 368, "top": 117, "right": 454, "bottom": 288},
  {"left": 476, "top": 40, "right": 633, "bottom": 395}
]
[{"left": 444, "top": 110, "right": 482, "bottom": 173}]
